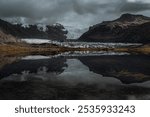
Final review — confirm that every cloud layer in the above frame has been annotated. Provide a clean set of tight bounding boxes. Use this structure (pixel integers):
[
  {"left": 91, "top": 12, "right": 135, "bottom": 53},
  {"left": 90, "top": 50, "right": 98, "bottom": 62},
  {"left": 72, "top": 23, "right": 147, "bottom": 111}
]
[
  {"left": 117, "top": 0, "right": 150, "bottom": 13},
  {"left": 0, "top": 0, "right": 150, "bottom": 27}
]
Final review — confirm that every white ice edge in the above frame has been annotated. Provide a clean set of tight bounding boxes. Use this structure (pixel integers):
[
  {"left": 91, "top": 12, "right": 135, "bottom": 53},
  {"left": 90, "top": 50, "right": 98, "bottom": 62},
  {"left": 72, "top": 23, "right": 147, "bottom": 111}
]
[
  {"left": 21, "top": 39, "right": 142, "bottom": 48},
  {"left": 22, "top": 55, "right": 50, "bottom": 60},
  {"left": 21, "top": 39, "right": 51, "bottom": 44}
]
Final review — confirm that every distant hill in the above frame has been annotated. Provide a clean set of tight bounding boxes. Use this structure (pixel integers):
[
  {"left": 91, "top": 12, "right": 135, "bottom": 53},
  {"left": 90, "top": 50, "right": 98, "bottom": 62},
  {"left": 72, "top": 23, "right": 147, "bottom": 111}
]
[
  {"left": 0, "top": 19, "right": 67, "bottom": 41},
  {"left": 79, "top": 13, "right": 150, "bottom": 43}
]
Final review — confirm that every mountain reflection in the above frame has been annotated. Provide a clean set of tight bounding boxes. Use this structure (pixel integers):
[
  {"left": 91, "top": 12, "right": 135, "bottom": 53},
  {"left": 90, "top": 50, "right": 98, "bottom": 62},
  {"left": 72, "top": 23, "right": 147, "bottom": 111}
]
[
  {"left": 0, "top": 56, "right": 67, "bottom": 78},
  {"left": 0, "top": 53, "right": 150, "bottom": 100},
  {"left": 79, "top": 55, "right": 150, "bottom": 84}
]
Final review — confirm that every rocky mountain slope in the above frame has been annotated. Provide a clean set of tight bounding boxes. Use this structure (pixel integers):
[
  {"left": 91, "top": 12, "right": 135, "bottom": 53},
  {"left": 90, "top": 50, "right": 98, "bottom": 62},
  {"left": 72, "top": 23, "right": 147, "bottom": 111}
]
[
  {"left": 79, "top": 14, "right": 150, "bottom": 43},
  {"left": 0, "top": 19, "right": 67, "bottom": 41},
  {"left": 0, "top": 30, "right": 18, "bottom": 43}
]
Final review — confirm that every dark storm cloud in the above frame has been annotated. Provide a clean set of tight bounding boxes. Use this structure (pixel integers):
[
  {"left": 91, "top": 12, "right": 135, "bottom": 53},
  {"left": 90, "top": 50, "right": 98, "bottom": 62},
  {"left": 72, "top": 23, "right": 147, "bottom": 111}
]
[
  {"left": 0, "top": 0, "right": 150, "bottom": 25},
  {"left": 117, "top": 0, "right": 150, "bottom": 13},
  {"left": 0, "top": 0, "right": 102, "bottom": 18},
  {"left": 0, "top": 0, "right": 106, "bottom": 24},
  {"left": 0, "top": 0, "right": 36, "bottom": 17}
]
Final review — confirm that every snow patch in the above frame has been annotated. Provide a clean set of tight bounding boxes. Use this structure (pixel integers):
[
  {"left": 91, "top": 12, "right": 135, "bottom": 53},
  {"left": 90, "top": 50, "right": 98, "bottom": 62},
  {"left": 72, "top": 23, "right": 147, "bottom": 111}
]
[
  {"left": 21, "top": 39, "right": 50, "bottom": 44},
  {"left": 52, "top": 23, "right": 62, "bottom": 27},
  {"left": 21, "top": 24, "right": 30, "bottom": 28},
  {"left": 37, "top": 24, "right": 48, "bottom": 32},
  {"left": 22, "top": 55, "right": 50, "bottom": 60}
]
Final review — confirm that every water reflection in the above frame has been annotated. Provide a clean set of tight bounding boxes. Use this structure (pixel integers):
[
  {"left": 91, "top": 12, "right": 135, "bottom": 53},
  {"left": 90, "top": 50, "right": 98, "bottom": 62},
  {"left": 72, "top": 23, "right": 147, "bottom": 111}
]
[
  {"left": 0, "top": 52, "right": 150, "bottom": 100},
  {"left": 0, "top": 56, "right": 66, "bottom": 78},
  {"left": 79, "top": 55, "right": 150, "bottom": 84},
  {"left": 58, "top": 59, "right": 121, "bottom": 86}
]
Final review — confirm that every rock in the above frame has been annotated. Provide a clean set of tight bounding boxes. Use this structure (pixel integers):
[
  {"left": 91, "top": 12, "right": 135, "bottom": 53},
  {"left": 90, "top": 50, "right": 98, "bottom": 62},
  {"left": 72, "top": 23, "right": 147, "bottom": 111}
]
[{"left": 0, "top": 30, "right": 18, "bottom": 43}]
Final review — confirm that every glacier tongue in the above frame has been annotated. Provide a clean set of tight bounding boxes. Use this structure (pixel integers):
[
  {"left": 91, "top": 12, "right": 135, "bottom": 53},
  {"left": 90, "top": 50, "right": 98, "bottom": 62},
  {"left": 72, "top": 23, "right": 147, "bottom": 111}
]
[{"left": 64, "top": 26, "right": 88, "bottom": 39}]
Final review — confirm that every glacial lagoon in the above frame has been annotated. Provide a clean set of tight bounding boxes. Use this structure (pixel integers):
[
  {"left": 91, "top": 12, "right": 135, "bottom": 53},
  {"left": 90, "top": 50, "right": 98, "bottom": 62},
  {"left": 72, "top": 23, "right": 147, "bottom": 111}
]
[{"left": 0, "top": 51, "right": 150, "bottom": 100}]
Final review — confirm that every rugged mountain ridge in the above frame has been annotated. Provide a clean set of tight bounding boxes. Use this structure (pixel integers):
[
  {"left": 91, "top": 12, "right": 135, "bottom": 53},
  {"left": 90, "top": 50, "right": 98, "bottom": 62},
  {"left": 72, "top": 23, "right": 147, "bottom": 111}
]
[
  {"left": 0, "top": 19, "right": 67, "bottom": 41},
  {"left": 79, "top": 14, "right": 150, "bottom": 43}
]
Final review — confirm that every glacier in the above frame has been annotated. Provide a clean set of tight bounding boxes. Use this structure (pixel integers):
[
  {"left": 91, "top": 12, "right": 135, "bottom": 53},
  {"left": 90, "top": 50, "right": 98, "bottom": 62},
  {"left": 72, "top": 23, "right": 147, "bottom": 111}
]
[{"left": 64, "top": 25, "right": 88, "bottom": 39}]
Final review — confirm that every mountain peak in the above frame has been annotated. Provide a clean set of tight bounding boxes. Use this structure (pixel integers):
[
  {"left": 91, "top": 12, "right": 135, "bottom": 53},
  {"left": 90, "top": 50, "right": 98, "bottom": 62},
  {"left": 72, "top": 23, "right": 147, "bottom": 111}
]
[
  {"left": 118, "top": 13, "right": 150, "bottom": 22},
  {"left": 102, "top": 13, "right": 150, "bottom": 29}
]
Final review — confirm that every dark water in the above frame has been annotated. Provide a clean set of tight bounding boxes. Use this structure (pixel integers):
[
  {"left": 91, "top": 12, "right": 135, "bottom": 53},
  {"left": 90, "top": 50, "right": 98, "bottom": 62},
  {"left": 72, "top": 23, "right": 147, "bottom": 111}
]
[{"left": 0, "top": 52, "right": 150, "bottom": 100}]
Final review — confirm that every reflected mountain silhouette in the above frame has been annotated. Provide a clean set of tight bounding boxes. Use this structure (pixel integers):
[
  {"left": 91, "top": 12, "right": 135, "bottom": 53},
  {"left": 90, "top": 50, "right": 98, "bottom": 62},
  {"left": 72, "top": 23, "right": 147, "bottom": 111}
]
[
  {"left": 0, "top": 54, "right": 150, "bottom": 100},
  {"left": 78, "top": 55, "right": 150, "bottom": 84},
  {"left": 0, "top": 54, "right": 150, "bottom": 84},
  {"left": 0, "top": 56, "right": 67, "bottom": 78}
]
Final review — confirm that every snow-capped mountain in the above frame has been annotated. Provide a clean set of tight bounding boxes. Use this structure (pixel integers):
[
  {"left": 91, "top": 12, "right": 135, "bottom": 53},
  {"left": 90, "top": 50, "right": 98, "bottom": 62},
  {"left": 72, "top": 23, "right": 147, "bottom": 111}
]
[
  {"left": 0, "top": 18, "right": 89, "bottom": 41},
  {"left": 0, "top": 19, "right": 67, "bottom": 41}
]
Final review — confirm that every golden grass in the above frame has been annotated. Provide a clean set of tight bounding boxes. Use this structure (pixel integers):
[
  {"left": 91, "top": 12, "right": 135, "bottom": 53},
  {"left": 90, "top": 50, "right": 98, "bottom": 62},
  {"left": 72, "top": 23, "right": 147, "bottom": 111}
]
[
  {"left": 0, "top": 43, "right": 60, "bottom": 56},
  {"left": 0, "top": 43, "right": 150, "bottom": 56},
  {"left": 0, "top": 43, "right": 112, "bottom": 56}
]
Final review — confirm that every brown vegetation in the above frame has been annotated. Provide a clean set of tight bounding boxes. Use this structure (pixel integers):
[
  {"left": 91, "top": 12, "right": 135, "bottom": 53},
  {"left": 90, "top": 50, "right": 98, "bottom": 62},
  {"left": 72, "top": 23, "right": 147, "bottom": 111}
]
[
  {"left": 0, "top": 42, "right": 150, "bottom": 57},
  {"left": 133, "top": 44, "right": 150, "bottom": 54},
  {"left": 0, "top": 43, "right": 61, "bottom": 56}
]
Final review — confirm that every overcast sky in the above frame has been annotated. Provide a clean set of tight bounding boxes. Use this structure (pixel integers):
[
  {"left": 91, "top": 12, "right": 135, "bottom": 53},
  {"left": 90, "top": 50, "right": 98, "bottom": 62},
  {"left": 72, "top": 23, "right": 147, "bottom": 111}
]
[{"left": 0, "top": 0, "right": 150, "bottom": 28}]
